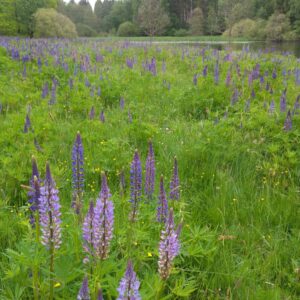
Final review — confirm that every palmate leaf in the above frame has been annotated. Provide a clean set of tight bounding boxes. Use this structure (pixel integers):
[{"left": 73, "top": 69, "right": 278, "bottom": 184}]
[{"left": 171, "top": 276, "right": 197, "bottom": 297}]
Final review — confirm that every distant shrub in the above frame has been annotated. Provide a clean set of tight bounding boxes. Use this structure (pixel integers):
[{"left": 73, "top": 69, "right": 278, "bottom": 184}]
[
  {"left": 174, "top": 29, "right": 188, "bottom": 37},
  {"left": 117, "top": 22, "right": 137, "bottom": 37},
  {"left": 265, "top": 13, "right": 291, "bottom": 41},
  {"left": 34, "top": 9, "right": 77, "bottom": 38},
  {"left": 76, "top": 23, "right": 97, "bottom": 37},
  {"left": 223, "top": 18, "right": 267, "bottom": 40}
]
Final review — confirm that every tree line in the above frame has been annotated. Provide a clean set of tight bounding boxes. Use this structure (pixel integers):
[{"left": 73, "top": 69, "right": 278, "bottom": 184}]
[{"left": 0, "top": 0, "right": 299, "bottom": 40}]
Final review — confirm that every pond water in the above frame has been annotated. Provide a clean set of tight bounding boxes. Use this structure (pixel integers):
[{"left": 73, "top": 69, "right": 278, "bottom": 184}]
[{"left": 149, "top": 41, "right": 300, "bottom": 58}]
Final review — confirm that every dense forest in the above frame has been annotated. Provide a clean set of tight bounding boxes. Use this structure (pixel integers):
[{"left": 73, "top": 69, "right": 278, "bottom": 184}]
[{"left": 0, "top": 0, "right": 300, "bottom": 40}]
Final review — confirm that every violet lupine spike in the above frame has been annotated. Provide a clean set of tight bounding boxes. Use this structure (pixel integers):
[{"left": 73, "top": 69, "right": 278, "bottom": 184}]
[
  {"left": 284, "top": 110, "right": 292, "bottom": 131},
  {"left": 89, "top": 106, "right": 95, "bottom": 120},
  {"left": 158, "top": 209, "right": 181, "bottom": 280},
  {"left": 23, "top": 114, "right": 31, "bottom": 133},
  {"left": 120, "top": 97, "right": 125, "bottom": 110},
  {"left": 39, "top": 163, "right": 62, "bottom": 249},
  {"left": 145, "top": 140, "right": 155, "bottom": 200},
  {"left": 94, "top": 173, "right": 114, "bottom": 260},
  {"left": 129, "top": 150, "right": 142, "bottom": 221},
  {"left": 97, "top": 288, "right": 104, "bottom": 300},
  {"left": 72, "top": 132, "right": 84, "bottom": 213},
  {"left": 82, "top": 201, "right": 96, "bottom": 260},
  {"left": 157, "top": 176, "right": 168, "bottom": 223},
  {"left": 77, "top": 277, "right": 90, "bottom": 300},
  {"left": 100, "top": 110, "right": 105, "bottom": 123},
  {"left": 170, "top": 157, "right": 180, "bottom": 201},
  {"left": 28, "top": 157, "right": 40, "bottom": 225},
  {"left": 280, "top": 91, "right": 287, "bottom": 113},
  {"left": 117, "top": 261, "right": 141, "bottom": 300},
  {"left": 269, "top": 100, "right": 275, "bottom": 114}
]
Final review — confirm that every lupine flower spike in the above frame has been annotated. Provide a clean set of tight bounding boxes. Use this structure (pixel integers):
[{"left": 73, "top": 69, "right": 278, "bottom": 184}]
[
  {"left": 129, "top": 150, "right": 142, "bottom": 221},
  {"left": 97, "top": 288, "right": 104, "bottom": 300},
  {"left": 145, "top": 140, "right": 155, "bottom": 200},
  {"left": 158, "top": 209, "right": 181, "bottom": 280},
  {"left": 284, "top": 110, "right": 292, "bottom": 131},
  {"left": 157, "top": 175, "right": 168, "bottom": 223},
  {"left": 39, "top": 163, "right": 62, "bottom": 249},
  {"left": 170, "top": 157, "right": 180, "bottom": 200},
  {"left": 77, "top": 277, "right": 90, "bottom": 300},
  {"left": 28, "top": 156, "right": 40, "bottom": 226},
  {"left": 39, "top": 163, "right": 61, "bottom": 300},
  {"left": 117, "top": 260, "right": 141, "bottom": 300},
  {"left": 72, "top": 132, "right": 84, "bottom": 214},
  {"left": 94, "top": 173, "right": 114, "bottom": 260},
  {"left": 82, "top": 201, "right": 96, "bottom": 262}
]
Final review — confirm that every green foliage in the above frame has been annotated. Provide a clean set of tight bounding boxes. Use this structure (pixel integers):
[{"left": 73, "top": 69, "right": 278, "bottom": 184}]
[
  {"left": 266, "top": 13, "right": 291, "bottom": 41},
  {"left": 76, "top": 23, "right": 97, "bottom": 37},
  {"left": 223, "top": 18, "right": 257, "bottom": 38},
  {"left": 117, "top": 21, "right": 138, "bottom": 37},
  {"left": 0, "top": 0, "right": 18, "bottom": 36},
  {"left": 173, "top": 29, "right": 188, "bottom": 37},
  {"left": 138, "top": 0, "right": 170, "bottom": 36},
  {"left": 188, "top": 7, "right": 204, "bottom": 36},
  {"left": 33, "top": 8, "right": 77, "bottom": 38}
]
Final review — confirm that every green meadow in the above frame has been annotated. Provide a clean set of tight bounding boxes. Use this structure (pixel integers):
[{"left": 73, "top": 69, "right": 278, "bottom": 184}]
[{"left": 0, "top": 39, "right": 299, "bottom": 299}]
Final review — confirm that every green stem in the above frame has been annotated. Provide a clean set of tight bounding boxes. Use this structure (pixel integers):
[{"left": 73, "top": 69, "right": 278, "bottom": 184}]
[
  {"left": 156, "top": 280, "right": 165, "bottom": 300},
  {"left": 33, "top": 212, "right": 40, "bottom": 300},
  {"left": 49, "top": 242, "right": 54, "bottom": 300}
]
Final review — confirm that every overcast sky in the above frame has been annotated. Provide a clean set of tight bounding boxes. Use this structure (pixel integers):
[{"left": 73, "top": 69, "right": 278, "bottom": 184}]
[{"left": 65, "top": 0, "right": 97, "bottom": 10}]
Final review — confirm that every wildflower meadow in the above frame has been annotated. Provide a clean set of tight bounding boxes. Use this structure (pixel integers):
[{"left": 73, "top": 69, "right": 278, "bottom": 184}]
[{"left": 0, "top": 38, "right": 300, "bottom": 299}]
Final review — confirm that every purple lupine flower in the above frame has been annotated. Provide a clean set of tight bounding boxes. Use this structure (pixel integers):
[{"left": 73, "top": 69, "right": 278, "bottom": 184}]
[
  {"left": 100, "top": 110, "right": 105, "bottom": 123},
  {"left": 94, "top": 173, "right": 114, "bottom": 260},
  {"left": 34, "top": 137, "right": 43, "bottom": 152},
  {"left": 244, "top": 99, "right": 250, "bottom": 112},
  {"left": 193, "top": 74, "right": 198, "bottom": 86},
  {"left": 28, "top": 156, "right": 40, "bottom": 226},
  {"left": 203, "top": 65, "right": 208, "bottom": 77},
  {"left": 23, "top": 114, "right": 31, "bottom": 133},
  {"left": 117, "top": 261, "right": 141, "bottom": 300},
  {"left": 97, "top": 289, "right": 103, "bottom": 300},
  {"left": 269, "top": 100, "right": 275, "bottom": 114},
  {"left": 77, "top": 277, "right": 90, "bottom": 300},
  {"left": 39, "top": 163, "right": 62, "bottom": 249},
  {"left": 158, "top": 209, "right": 181, "bottom": 280},
  {"left": 170, "top": 157, "right": 180, "bottom": 200},
  {"left": 97, "top": 86, "right": 101, "bottom": 96},
  {"left": 266, "top": 82, "right": 270, "bottom": 91},
  {"left": 214, "top": 62, "right": 219, "bottom": 84},
  {"left": 89, "top": 106, "right": 95, "bottom": 120},
  {"left": 72, "top": 132, "right": 84, "bottom": 213},
  {"left": 49, "top": 79, "right": 57, "bottom": 105},
  {"left": 145, "top": 140, "right": 155, "bottom": 200},
  {"left": 82, "top": 201, "right": 96, "bottom": 260},
  {"left": 284, "top": 110, "right": 292, "bottom": 131},
  {"left": 225, "top": 71, "right": 231, "bottom": 86},
  {"left": 272, "top": 69, "right": 277, "bottom": 79},
  {"left": 251, "top": 89, "right": 255, "bottom": 99},
  {"left": 128, "top": 109, "right": 132, "bottom": 123},
  {"left": 162, "top": 60, "right": 166, "bottom": 73},
  {"left": 231, "top": 89, "right": 239, "bottom": 106},
  {"left": 69, "top": 78, "right": 73, "bottom": 89},
  {"left": 157, "top": 176, "right": 168, "bottom": 223},
  {"left": 120, "top": 97, "right": 125, "bottom": 110},
  {"left": 22, "top": 64, "right": 27, "bottom": 78},
  {"left": 129, "top": 150, "right": 142, "bottom": 221},
  {"left": 280, "top": 89, "right": 287, "bottom": 112},
  {"left": 293, "top": 95, "right": 300, "bottom": 113},
  {"left": 42, "top": 82, "right": 49, "bottom": 98}
]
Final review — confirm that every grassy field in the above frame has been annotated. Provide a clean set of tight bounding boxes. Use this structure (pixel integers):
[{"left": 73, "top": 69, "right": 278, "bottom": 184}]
[{"left": 0, "top": 38, "right": 299, "bottom": 299}]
